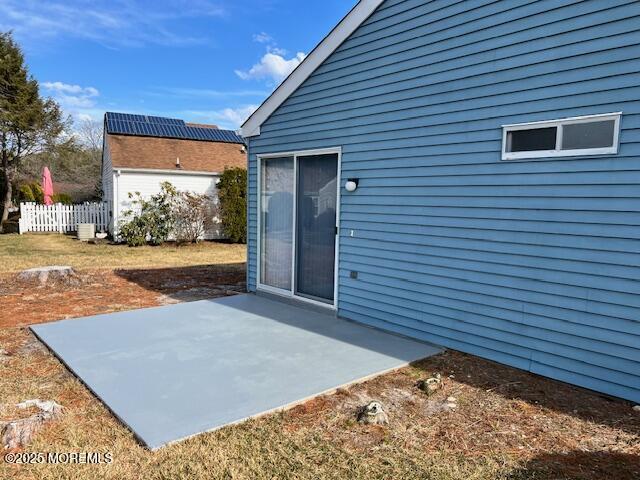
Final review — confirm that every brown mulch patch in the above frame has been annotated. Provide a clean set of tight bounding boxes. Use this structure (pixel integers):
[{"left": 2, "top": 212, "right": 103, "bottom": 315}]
[
  {"left": 284, "top": 351, "right": 640, "bottom": 479},
  {"left": 0, "top": 264, "right": 245, "bottom": 328}
]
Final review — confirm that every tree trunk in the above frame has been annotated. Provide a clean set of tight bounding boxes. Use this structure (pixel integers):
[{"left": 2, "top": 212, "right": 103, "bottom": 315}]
[{"left": 0, "top": 173, "right": 12, "bottom": 233}]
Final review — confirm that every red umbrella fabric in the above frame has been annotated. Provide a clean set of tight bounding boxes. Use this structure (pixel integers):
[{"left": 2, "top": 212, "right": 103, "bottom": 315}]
[{"left": 42, "top": 167, "right": 54, "bottom": 205}]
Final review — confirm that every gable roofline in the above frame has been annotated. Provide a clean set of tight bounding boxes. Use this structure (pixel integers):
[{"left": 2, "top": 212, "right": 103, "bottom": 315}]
[{"left": 240, "top": 0, "right": 385, "bottom": 138}]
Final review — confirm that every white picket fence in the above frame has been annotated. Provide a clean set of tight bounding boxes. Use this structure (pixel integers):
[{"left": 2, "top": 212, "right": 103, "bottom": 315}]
[{"left": 18, "top": 202, "right": 109, "bottom": 234}]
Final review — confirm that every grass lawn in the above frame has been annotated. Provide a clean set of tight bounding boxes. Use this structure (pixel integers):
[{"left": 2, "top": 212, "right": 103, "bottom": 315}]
[
  {"left": 1, "top": 234, "right": 639, "bottom": 479},
  {"left": 0, "top": 233, "right": 246, "bottom": 272},
  {"left": 0, "top": 234, "right": 246, "bottom": 328}
]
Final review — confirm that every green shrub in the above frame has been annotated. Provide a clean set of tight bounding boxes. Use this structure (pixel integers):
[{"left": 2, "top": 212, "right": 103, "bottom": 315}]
[
  {"left": 118, "top": 182, "right": 177, "bottom": 247},
  {"left": 18, "top": 184, "right": 35, "bottom": 202},
  {"left": 18, "top": 183, "right": 71, "bottom": 204},
  {"left": 52, "top": 193, "right": 73, "bottom": 204},
  {"left": 217, "top": 167, "right": 247, "bottom": 243},
  {"left": 118, "top": 215, "right": 148, "bottom": 247},
  {"left": 29, "top": 182, "right": 44, "bottom": 203}
]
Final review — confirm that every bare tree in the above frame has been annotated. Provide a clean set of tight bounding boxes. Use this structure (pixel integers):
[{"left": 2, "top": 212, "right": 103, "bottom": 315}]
[
  {"left": 76, "top": 118, "right": 103, "bottom": 152},
  {"left": 75, "top": 118, "right": 104, "bottom": 200},
  {"left": 173, "top": 191, "right": 217, "bottom": 244}
]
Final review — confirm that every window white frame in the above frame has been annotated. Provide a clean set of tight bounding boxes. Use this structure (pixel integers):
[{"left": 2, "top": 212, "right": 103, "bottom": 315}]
[
  {"left": 256, "top": 147, "right": 342, "bottom": 311},
  {"left": 501, "top": 112, "right": 621, "bottom": 160}
]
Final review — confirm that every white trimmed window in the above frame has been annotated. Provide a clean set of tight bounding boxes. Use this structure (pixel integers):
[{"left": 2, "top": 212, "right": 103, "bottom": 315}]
[{"left": 501, "top": 112, "right": 621, "bottom": 160}]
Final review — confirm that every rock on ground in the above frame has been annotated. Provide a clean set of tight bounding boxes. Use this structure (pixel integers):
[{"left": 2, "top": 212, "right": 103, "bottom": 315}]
[
  {"left": 17, "top": 399, "right": 63, "bottom": 415},
  {"left": 445, "top": 396, "right": 458, "bottom": 410},
  {"left": 17, "top": 266, "right": 77, "bottom": 286},
  {"left": 1, "top": 399, "right": 64, "bottom": 449},
  {"left": 417, "top": 373, "right": 442, "bottom": 396},
  {"left": 357, "top": 401, "right": 389, "bottom": 425}
]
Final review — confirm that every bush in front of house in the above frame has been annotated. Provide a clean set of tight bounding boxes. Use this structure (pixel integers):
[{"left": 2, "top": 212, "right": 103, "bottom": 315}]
[
  {"left": 118, "top": 182, "right": 177, "bottom": 247},
  {"left": 173, "top": 191, "right": 216, "bottom": 244},
  {"left": 216, "top": 167, "right": 247, "bottom": 243},
  {"left": 118, "top": 214, "right": 148, "bottom": 247},
  {"left": 118, "top": 181, "right": 227, "bottom": 247}
]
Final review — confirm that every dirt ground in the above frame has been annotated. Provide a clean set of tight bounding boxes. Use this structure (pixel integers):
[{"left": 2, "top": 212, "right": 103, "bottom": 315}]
[
  {"left": 0, "top": 236, "right": 638, "bottom": 479},
  {"left": 0, "top": 264, "right": 246, "bottom": 328}
]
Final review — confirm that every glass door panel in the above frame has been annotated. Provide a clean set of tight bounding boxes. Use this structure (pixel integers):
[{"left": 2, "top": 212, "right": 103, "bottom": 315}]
[
  {"left": 295, "top": 154, "right": 338, "bottom": 303},
  {"left": 260, "top": 156, "right": 294, "bottom": 290}
]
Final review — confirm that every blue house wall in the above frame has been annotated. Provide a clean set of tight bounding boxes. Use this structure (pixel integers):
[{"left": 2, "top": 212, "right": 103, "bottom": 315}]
[{"left": 246, "top": 0, "right": 640, "bottom": 403}]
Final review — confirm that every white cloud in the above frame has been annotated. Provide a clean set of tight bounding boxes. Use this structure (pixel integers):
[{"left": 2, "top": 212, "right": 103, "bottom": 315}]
[
  {"left": 0, "top": 0, "right": 227, "bottom": 48},
  {"left": 267, "top": 46, "right": 287, "bottom": 56},
  {"left": 235, "top": 52, "right": 306, "bottom": 84},
  {"left": 184, "top": 105, "right": 259, "bottom": 130},
  {"left": 41, "top": 81, "right": 102, "bottom": 121},
  {"left": 42, "top": 81, "right": 99, "bottom": 97},
  {"left": 253, "top": 32, "right": 273, "bottom": 44},
  {"left": 152, "top": 87, "right": 269, "bottom": 99},
  {"left": 57, "top": 95, "right": 95, "bottom": 108},
  {"left": 215, "top": 105, "right": 259, "bottom": 127}
]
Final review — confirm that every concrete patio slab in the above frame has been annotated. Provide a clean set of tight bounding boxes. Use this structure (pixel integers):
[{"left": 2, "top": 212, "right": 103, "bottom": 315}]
[{"left": 31, "top": 294, "right": 441, "bottom": 449}]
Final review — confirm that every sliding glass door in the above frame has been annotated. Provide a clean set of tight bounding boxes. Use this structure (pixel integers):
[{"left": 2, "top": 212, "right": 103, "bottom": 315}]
[
  {"left": 295, "top": 154, "right": 338, "bottom": 302},
  {"left": 259, "top": 151, "right": 339, "bottom": 306},
  {"left": 260, "top": 157, "right": 294, "bottom": 290}
]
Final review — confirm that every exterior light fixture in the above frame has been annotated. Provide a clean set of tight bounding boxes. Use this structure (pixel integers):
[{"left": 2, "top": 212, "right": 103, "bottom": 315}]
[{"left": 345, "top": 178, "right": 359, "bottom": 192}]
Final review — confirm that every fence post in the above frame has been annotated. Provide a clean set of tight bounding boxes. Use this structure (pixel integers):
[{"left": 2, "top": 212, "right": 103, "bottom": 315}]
[
  {"left": 26, "top": 203, "right": 30, "bottom": 232},
  {"left": 18, "top": 202, "right": 24, "bottom": 234},
  {"left": 18, "top": 203, "right": 24, "bottom": 234},
  {"left": 56, "top": 203, "right": 62, "bottom": 233}
]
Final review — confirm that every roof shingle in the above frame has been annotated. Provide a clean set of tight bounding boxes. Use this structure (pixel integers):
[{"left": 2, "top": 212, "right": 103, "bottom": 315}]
[{"left": 107, "top": 134, "right": 246, "bottom": 173}]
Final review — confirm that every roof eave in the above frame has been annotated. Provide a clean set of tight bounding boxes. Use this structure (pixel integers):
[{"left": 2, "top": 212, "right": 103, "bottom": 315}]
[
  {"left": 105, "top": 131, "right": 245, "bottom": 145},
  {"left": 240, "top": 0, "right": 385, "bottom": 138}
]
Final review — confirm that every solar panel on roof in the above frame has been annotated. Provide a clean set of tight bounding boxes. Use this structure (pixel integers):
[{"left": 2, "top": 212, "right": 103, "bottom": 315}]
[
  {"left": 144, "top": 115, "right": 185, "bottom": 126},
  {"left": 104, "top": 112, "right": 245, "bottom": 143}
]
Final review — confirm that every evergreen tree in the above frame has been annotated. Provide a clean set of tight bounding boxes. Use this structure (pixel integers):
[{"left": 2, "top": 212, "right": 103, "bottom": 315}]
[
  {"left": 217, "top": 167, "right": 247, "bottom": 243},
  {"left": 0, "top": 31, "right": 69, "bottom": 231}
]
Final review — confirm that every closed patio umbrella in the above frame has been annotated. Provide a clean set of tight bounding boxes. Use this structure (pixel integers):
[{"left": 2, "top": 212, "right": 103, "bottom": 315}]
[{"left": 42, "top": 166, "right": 54, "bottom": 205}]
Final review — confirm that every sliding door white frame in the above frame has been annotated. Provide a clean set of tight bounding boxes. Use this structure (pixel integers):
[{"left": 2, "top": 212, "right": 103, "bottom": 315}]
[{"left": 256, "top": 147, "right": 341, "bottom": 310}]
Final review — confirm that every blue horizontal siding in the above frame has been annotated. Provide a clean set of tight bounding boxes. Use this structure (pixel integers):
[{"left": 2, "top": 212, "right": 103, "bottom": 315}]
[
  {"left": 247, "top": 0, "right": 640, "bottom": 402},
  {"left": 329, "top": 1, "right": 632, "bottom": 67},
  {"left": 317, "top": 2, "right": 639, "bottom": 81},
  {"left": 247, "top": 142, "right": 258, "bottom": 290}
]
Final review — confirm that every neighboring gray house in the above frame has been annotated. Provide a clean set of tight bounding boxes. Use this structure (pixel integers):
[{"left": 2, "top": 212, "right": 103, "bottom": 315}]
[{"left": 241, "top": 0, "right": 640, "bottom": 403}]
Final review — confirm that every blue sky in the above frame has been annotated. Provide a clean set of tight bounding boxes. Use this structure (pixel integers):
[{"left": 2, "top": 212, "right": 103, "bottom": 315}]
[{"left": 0, "top": 0, "right": 354, "bottom": 130}]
